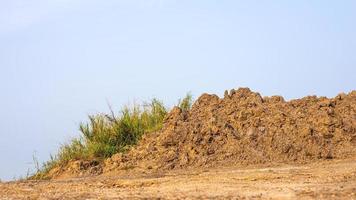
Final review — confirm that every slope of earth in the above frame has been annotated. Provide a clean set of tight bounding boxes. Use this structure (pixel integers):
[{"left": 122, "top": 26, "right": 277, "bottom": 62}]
[
  {"left": 102, "top": 88, "right": 356, "bottom": 175},
  {"left": 1, "top": 88, "right": 356, "bottom": 199},
  {"left": 1, "top": 158, "right": 356, "bottom": 199}
]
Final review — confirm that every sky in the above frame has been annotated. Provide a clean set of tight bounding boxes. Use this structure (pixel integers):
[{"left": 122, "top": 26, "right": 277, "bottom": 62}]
[{"left": 0, "top": 0, "right": 355, "bottom": 181}]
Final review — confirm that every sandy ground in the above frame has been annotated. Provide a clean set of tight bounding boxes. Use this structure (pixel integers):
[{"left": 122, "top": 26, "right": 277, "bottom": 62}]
[{"left": 1, "top": 158, "right": 356, "bottom": 200}]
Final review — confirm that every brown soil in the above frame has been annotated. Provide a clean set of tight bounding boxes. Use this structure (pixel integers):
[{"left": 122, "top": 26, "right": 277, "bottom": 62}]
[
  {"left": 1, "top": 158, "right": 356, "bottom": 199},
  {"left": 2, "top": 88, "right": 355, "bottom": 199},
  {"left": 101, "top": 88, "right": 356, "bottom": 176}
]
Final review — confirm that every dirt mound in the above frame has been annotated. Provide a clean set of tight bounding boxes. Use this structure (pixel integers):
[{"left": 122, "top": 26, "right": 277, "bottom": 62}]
[{"left": 104, "top": 88, "right": 356, "bottom": 173}]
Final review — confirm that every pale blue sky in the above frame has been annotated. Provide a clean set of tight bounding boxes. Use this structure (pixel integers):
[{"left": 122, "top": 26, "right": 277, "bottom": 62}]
[{"left": 0, "top": 0, "right": 355, "bottom": 180}]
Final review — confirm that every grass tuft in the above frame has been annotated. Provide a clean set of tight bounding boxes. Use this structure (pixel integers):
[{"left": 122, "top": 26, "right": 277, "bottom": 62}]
[
  {"left": 178, "top": 92, "right": 193, "bottom": 111},
  {"left": 30, "top": 95, "right": 193, "bottom": 179}
]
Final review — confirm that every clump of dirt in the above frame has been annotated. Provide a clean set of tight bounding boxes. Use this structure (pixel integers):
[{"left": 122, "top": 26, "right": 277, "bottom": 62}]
[
  {"left": 104, "top": 88, "right": 356, "bottom": 173},
  {"left": 45, "top": 160, "right": 103, "bottom": 179}
]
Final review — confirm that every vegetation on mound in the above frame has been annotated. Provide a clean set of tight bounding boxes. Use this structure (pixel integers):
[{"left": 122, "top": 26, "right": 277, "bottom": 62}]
[{"left": 30, "top": 93, "right": 193, "bottom": 180}]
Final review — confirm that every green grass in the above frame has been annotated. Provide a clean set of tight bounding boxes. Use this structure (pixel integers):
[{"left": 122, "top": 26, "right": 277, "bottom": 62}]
[
  {"left": 178, "top": 92, "right": 193, "bottom": 111},
  {"left": 31, "top": 94, "right": 193, "bottom": 179}
]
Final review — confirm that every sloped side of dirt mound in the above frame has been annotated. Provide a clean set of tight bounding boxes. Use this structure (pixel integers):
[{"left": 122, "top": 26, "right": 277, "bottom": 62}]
[
  {"left": 44, "top": 160, "right": 103, "bottom": 180},
  {"left": 104, "top": 88, "right": 356, "bottom": 173}
]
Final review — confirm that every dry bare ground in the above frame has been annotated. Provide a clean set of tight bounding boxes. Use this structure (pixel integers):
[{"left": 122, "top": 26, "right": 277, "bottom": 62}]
[
  {"left": 2, "top": 88, "right": 355, "bottom": 199},
  {"left": 1, "top": 157, "right": 356, "bottom": 200}
]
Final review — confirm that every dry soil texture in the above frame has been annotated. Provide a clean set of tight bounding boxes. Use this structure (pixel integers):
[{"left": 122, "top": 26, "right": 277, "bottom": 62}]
[
  {"left": 103, "top": 88, "right": 356, "bottom": 175},
  {"left": 1, "top": 158, "right": 356, "bottom": 199},
  {"left": 1, "top": 88, "right": 355, "bottom": 199}
]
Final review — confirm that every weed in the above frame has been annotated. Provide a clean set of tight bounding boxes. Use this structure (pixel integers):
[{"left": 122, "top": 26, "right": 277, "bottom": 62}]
[
  {"left": 31, "top": 97, "right": 173, "bottom": 179},
  {"left": 178, "top": 92, "right": 193, "bottom": 111}
]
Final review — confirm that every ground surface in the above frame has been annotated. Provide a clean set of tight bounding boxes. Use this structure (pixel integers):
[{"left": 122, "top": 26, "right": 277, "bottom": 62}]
[{"left": 1, "top": 158, "right": 356, "bottom": 200}]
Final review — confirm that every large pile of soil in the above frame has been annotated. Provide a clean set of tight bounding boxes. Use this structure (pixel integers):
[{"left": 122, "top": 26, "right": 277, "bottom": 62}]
[{"left": 104, "top": 88, "right": 356, "bottom": 173}]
